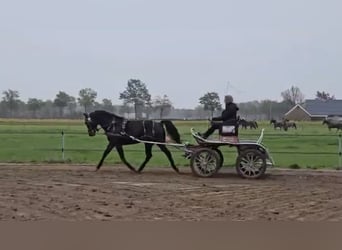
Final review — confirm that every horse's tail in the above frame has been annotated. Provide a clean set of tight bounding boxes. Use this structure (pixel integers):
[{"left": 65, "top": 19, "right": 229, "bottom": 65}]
[{"left": 160, "top": 120, "right": 181, "bottom": 144}]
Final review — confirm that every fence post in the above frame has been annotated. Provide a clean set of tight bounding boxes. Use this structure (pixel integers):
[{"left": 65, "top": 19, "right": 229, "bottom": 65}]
[
  {"left": 61, "top": 130, "right": 65, "bottom": 161},
  {"left": 338, "top": 133, "right": 342, "bottom": 170}
]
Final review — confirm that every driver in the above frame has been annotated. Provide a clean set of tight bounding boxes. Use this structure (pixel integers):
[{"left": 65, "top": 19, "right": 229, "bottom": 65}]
[{"left": 200, "top": 95, "right": 239, "bottom": 139}]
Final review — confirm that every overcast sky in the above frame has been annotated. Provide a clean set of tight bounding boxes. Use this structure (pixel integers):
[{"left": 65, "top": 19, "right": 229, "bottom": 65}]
[{"left": 1, "top": 0, "right": 341, "bottom": 108}]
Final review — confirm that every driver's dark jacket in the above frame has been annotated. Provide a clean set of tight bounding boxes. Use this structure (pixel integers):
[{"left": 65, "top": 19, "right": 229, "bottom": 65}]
[{"left": 212, "top": 102, "right": 239, "bottom": 121}]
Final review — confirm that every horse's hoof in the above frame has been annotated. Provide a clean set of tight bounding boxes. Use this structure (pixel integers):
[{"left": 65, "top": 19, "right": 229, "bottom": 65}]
[{"left": 131, "top": 168, "right": 138, "bottom": 173}]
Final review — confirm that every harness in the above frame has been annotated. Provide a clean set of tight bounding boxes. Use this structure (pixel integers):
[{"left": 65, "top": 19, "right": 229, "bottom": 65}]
[
  {"left": 141, "top": 120, "right": 156, "bottom": 139},
  {"left": 105, "top": 118, "right": 127, "bottom": 136},
  {"left": 104, "top": 118, "right": 156, "bottom": 139}
]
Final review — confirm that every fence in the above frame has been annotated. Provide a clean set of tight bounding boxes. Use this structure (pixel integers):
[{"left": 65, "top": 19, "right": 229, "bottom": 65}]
[{"left": 1, "top": 129, "right": 342, "bottom": 169}]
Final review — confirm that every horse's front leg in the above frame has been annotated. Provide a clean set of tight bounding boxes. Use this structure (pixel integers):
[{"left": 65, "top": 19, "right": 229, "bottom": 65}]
[
  {"left": 96, "top": 142, "right": 115, "bottom": 171},
  {"left": 138, "top": 143, "right": 153, "bottom": 173},
  {"left": 116, "top": 145, "right": 137, "bottom": 173}
]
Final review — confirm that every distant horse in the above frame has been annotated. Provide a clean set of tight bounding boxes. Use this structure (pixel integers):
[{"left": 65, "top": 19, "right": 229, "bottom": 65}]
[
  {"left": 83, "top": 110, "right": 182, "bottom": 173},
  {"left": 270, "top": 119, "right": 288, "bottom": 131},
  {"left": 283, "top": 119, "right": 297, "bottom": 129},
  {"left": 239, "top": 119, "right": 258, "bottom": 129},
  {"left": 322, "top": 118, "right": 342, "bottom": 132}
]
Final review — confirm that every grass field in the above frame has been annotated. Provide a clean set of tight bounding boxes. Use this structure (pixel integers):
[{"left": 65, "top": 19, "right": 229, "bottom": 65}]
[{"left": 0, "top": 119, "right": 341, "bottom": 169}]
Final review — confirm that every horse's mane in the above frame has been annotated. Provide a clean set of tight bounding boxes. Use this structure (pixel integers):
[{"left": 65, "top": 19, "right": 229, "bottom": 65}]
[{"left": 90, "top": 110, "right": 124, "bottom": 120}]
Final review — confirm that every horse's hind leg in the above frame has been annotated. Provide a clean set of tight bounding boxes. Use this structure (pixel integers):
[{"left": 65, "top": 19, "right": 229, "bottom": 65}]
[
  {"left": 138, "top": 143, "right": 153, "bottom": 173},
  {"left": 116, "top": 145, "right": 137, "bottom": 173},
  {"left": 96, "top": 142, "right": 115, "bottom": 171},
  {"left": 157, "top": 144, "right": 179, "bottom": 173}
]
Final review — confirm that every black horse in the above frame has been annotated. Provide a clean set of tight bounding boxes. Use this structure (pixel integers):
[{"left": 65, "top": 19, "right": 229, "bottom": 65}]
[
  {"left": 83, "top": 110, "right": 182, "bottom": 173},
  {"left": 270, "top": 119, "right": 288, "bottom": 131},
  {"left": 322, "top": 118, "right": 342, "bottom": 132},
  {"left": 239, "top": 119, "right": 258, "bottom": 129}
]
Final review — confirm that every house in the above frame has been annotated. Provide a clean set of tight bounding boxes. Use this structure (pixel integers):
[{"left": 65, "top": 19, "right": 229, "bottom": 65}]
[{"left": 284, "top": 99, "right": 342, "bottom": 121}]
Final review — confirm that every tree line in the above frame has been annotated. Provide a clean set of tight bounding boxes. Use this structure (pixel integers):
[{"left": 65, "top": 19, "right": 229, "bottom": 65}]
[{"left": 0, "top": 80, "right": 334, "bottom": 120}]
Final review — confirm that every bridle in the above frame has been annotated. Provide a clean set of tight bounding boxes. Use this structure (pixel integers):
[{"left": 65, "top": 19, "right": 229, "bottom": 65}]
[{"left": 85, "top": 117, "right": 100, "bottom": 135}]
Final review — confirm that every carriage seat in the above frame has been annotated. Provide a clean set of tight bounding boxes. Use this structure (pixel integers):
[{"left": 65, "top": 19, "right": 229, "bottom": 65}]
[{"left": 219, "top": 119, "right": 239, "bottom": 143}]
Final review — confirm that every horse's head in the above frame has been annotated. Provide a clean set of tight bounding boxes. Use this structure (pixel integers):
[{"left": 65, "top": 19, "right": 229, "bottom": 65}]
[
  {"left": 83, "top": 110, "right": 121, "bottom": 136},
  {"left": 270, "top": 119, "right": 275, "bottom": 124},
  {"left": 83, "top": 112, "right": 99, "bottom": 136}
]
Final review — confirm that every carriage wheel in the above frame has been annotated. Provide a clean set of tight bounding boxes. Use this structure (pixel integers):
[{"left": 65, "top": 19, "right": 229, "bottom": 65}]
[
  {"left": 236, "top": 149, "right": 267, "bottom": 179},
  {"left": 190, "top": 148, "right": 220, "bottom": 177}
]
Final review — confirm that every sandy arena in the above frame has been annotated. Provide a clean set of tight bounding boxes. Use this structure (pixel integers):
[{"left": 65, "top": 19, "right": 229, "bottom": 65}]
[{"left": 1, "top": 164, "right": 342, "bottom": 221}]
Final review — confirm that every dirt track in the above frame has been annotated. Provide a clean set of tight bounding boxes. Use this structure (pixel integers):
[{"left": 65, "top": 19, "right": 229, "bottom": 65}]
[{"left": 1, "top": 164, "right": 342, "bottom": 221}]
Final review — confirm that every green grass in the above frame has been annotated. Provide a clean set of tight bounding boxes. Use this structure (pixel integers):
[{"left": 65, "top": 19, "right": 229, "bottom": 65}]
[{"left": 0, "top": 119, "right": 342, "bottom": 169}]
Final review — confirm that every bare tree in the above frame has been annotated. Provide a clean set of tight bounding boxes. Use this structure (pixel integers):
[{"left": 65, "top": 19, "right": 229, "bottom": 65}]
[{"left": 281, "top": 86, "right": 304, "bottom": 106}]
